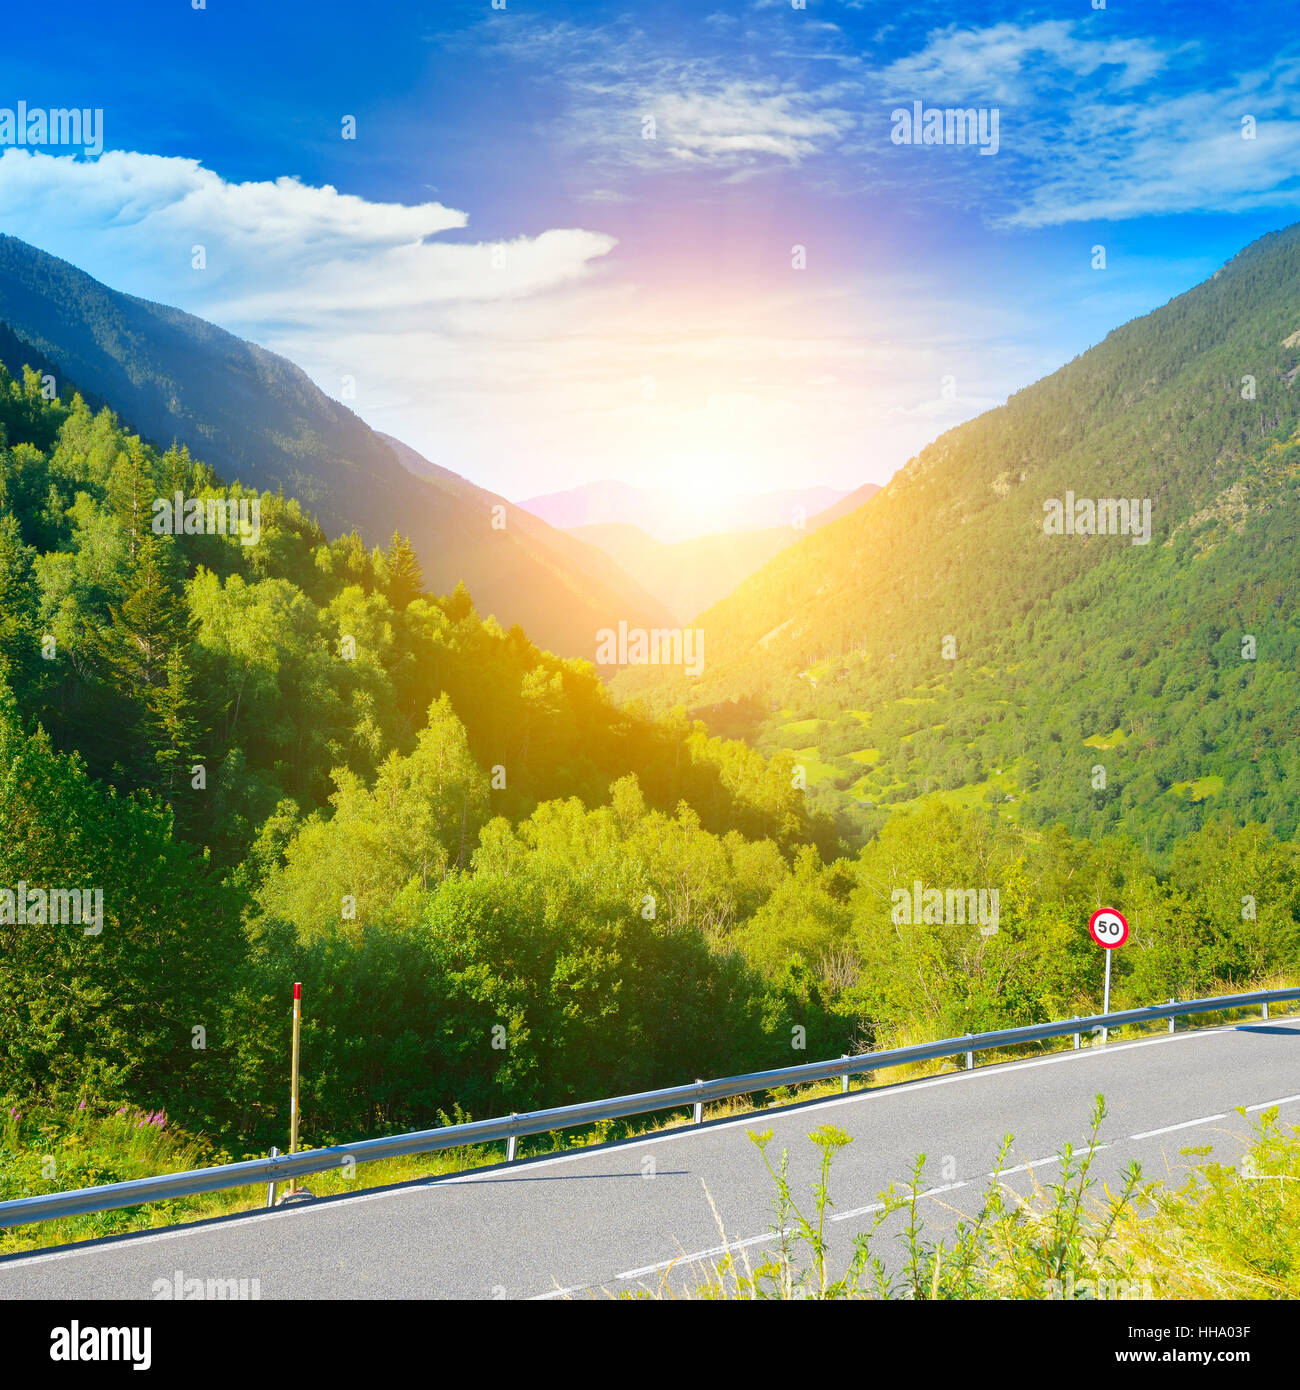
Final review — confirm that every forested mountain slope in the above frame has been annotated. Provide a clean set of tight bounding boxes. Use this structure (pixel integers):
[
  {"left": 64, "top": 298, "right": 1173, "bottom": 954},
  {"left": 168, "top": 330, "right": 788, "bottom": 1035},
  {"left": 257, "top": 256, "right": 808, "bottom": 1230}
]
[
  {"left": 0, "top": 235, "right": 669, "bottom": 657},
  {"left": 377, "top": 431, "right": 671, "bottom": 637},
  {"left": 0, "top": 359, "right": 847, "bottom": 1135},
  {"left": 616, "top": 222, "right": 1300, "bottom": 851}
]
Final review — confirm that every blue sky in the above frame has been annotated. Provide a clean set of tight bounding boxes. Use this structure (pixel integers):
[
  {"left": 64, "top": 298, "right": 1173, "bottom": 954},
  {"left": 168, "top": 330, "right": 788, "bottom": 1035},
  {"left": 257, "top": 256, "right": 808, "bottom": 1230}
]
[{"left": 1, "top": 0, "right": 1298, "bottom": 503}]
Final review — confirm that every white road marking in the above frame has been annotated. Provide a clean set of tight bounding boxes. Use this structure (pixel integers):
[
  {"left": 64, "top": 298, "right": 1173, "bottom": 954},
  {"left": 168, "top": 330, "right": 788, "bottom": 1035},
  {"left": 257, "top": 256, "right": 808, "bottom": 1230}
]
[
  {"left": 617, "top": 1227, "right": 791, "bottom": 1280},
  {"left": 830, "top": 1181, "right": 967, "bottom": 1223},
  {"left": 1245, "top": 1093, "right": 1300, "bottom": 1111},
  {"left": 827, "top": 1201, "right": 885, "bottom": 1222},
  {"left": 1130, "top": 1114, "right": 1226, "bottom": 1140},
  {"left": 620, "top": 1182, "right": 974, "bottom": 1279},
  {"left": 995, "top": 1147, "right": 1111, "bottom": 1178},
  {"left": 603, "top": 1107, "right": 1266, "bottom": 1293}
]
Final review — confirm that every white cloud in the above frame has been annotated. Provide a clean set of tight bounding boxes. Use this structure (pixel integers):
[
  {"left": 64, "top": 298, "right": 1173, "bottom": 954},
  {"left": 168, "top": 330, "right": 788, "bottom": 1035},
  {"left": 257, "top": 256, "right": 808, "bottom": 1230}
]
[
  {"left": 879, "top": 20, "right": 1170, "bottom": 105},
  {"left": 0, "top": 145, "right": 1065, "bottom": 497},
  {"left": 481, "top": 16, "right": 853, "bottom": 177},
  {"left": 0, "top": 149, "right": 614, "bottom": 323},
  {"left": 649, "top": 84, "right": 851, "bottom": 165},
  {"left": 876, "top": 22, "right": 1300, "bottom": 227},
  {"left": 997, "top": 65, "right": 1300, "bottom": 228},
  {"left": 475, "top": 11, "right": 1300, "bottom": 227}
]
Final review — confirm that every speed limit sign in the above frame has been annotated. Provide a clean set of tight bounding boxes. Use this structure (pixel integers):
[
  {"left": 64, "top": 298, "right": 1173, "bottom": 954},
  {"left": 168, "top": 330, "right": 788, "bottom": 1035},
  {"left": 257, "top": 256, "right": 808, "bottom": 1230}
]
[
  {"left": 1089, "top": 908, "right": 1128, "bottom": 1042},
  {"left": 1089, "top": 907, "right": 1129, "bottom": 949}
]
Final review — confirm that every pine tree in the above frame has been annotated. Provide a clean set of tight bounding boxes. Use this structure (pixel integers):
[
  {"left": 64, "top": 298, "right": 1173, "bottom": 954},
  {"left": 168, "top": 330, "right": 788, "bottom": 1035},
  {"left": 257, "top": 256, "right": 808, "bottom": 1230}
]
[
  {"left": 341, "top": 529, "right": 373, "bottom": 590},
  {"left": 150, "top": 643, "right": 202, "bottom": 809},
  {"left": 100, "top": 536, "right": 189, "bottom": 690},
  {"left": 0, "top": 512, "right": 37, "bottom": 700},
  {"left": 105, "top": 436, "right": 156, "bottom": 560},
  {"left": 96, "top": 535, "right": 196, "bottom": 781},
  {"left": 445, "top": 579, "right": 475, "bottom": 622},
  {"left": 383, "top": 530, "right": 424, "bottom": 609}
]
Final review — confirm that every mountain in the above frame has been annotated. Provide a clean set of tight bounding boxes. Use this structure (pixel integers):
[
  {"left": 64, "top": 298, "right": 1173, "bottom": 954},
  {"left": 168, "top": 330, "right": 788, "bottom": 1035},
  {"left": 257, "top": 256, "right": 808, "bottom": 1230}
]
[
  {"left": 569, "top": 485, "right": 882, "bottom": 622},
  {"left": 805, "top": 481, "right": 883, "bottom": 527},
  {"left": 519, "top": 479, "right": 850, "bottom": 543},
  {"left": 0, "top": 234, "right": 671, "bottom": 658},
  {"left": 614, "top": 221, "right": 1300, "bottom": 850},
  {"left": 566, "top": 523, "right": 788, "bottom": 623},
  {"left": 375, "top": 432, "right": 674, "bottom": 640}
]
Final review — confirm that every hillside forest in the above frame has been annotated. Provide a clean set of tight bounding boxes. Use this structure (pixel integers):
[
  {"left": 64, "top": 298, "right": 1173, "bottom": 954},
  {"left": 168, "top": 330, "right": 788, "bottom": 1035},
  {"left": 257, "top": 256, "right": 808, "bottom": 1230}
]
[{"left": 1, "top": 361, "right": 1297, "bottom": 1155}]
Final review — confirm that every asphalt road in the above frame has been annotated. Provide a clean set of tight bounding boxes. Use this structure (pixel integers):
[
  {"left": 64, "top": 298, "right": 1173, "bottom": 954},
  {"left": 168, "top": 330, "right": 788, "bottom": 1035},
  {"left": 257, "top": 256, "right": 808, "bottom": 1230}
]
[{"left": 2, "top": 1017, "right": 1296, "bottom": 1300}]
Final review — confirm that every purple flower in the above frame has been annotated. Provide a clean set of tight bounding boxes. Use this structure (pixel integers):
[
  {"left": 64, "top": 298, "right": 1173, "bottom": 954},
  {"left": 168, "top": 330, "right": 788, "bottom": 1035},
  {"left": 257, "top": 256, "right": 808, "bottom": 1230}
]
[{"left": 77, "top": 1099, "right": 87, "bottom": 1111}]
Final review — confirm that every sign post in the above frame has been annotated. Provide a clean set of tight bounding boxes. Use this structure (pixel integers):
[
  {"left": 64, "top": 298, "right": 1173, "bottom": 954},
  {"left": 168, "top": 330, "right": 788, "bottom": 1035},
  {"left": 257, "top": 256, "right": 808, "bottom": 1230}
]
[
  {"left": 1088, "top": 909, "right": 1129, "bottom": 1044},
  {"left": 288, "top": 981, "right": 302, "bottom": 1196}
]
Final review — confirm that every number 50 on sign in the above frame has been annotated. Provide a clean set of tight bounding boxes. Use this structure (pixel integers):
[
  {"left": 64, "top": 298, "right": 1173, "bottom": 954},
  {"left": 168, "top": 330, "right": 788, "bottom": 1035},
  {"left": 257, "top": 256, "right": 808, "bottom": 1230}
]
[{"left": 1089, "top": 907, "right": 1129, "bottom": 949}]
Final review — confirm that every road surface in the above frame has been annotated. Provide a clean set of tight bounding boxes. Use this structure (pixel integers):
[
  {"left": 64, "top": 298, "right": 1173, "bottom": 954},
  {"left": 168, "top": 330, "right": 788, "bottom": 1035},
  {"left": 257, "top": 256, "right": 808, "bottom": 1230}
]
[{"left": 1, "top": 1017, "right": 1296, "bottom": 1299}]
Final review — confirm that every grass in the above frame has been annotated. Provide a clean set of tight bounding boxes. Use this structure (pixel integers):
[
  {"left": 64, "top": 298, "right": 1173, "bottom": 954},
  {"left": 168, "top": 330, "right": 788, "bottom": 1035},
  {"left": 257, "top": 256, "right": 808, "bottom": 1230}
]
[
  {"left": 0, "top": 1102, "right": 502, "bottom": 1255},
  {"left": 1170, "top": 775, "right": 1225, "bottom": 802},
  {"left": 853, "top": 773, "right": 1020, "bottom": 819},
  {"left": 790, "top": 746, "right": 839, "bottom": 785},
  {"left": 625, "top": 1100, "right": 1300, "bottom": 1301}
]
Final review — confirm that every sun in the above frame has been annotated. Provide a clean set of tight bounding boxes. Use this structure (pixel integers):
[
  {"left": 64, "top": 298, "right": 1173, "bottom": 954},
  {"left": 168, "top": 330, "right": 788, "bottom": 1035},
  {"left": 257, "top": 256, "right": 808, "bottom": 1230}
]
[{"left": 659, "top": 448, "right": 750, "bottom": 531}]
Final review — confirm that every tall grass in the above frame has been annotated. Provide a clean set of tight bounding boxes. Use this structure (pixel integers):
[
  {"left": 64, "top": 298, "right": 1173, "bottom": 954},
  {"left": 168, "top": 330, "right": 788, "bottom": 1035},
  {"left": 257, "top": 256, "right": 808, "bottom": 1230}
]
[{"left": 629, "top": 1098, "right": 1299, "bottom": 1300}]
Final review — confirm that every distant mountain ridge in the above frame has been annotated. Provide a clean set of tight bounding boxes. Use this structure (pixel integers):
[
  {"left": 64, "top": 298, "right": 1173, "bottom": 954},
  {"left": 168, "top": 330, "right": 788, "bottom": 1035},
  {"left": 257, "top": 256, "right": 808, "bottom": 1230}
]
[
  {"left": 520, "top": 479, "right": 852, "bottom": 543},
  {"left": 568, "top": 483, "right": 882, "bottom": 622},
  {"left": 0, "top": 234, "right": 672, "bottom": 658}
]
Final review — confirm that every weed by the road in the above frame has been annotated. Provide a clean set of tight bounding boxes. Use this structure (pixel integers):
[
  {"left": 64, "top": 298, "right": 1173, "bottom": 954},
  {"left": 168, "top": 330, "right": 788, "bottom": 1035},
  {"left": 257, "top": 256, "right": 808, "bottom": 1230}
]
[
  {"left": 1118, "top": 1106, "right": 1300, "bottom": 1298},
  {"left": 677, "top": 1093, "right": 1147, "bottom": 1299},
  {"left": 624, "top": 1095, "right": 1299, "bottom": 1300}
]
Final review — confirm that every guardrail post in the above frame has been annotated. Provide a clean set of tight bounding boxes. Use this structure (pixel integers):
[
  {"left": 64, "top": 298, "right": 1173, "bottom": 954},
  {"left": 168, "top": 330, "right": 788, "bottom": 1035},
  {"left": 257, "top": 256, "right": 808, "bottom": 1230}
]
[
  {"left": 265, "top": 1146, "right": 279, "bottom": 1208},
  {"left": 1072, "top": 1018, "right": 1080, "bottom": 1050},
  {"left": 841, "top": 1056, "right": 850, "bottom": 1094},
  {"left": 693, "top": 1081, "right": 704, "bottom": 1125},
  {"left": 1168, "top": 999, "right": 1177, "bottom": 1033},
  {"left": 506, "top": 1116, "right": 518, "bottom": 1163},
  {"left": 964, "top": 1034, "right": 974, "bottom": 1070},
  {"left": 1263, "top": 1000, "right": 1270, "bottom": 1021}
]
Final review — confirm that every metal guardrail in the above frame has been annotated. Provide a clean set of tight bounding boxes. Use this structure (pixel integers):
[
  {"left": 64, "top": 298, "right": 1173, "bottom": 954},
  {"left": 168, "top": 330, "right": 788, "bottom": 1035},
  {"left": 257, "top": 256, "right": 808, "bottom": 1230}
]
[{"left": 1, "top": 986, "right": 1295, "bottom": 1230}]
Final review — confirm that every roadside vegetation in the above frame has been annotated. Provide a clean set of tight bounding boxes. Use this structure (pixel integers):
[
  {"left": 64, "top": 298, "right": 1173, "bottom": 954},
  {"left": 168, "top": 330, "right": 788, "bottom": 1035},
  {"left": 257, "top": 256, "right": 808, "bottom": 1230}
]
[{"left": 638, "top": 1098, "right": 1300, "bottom": 1301}]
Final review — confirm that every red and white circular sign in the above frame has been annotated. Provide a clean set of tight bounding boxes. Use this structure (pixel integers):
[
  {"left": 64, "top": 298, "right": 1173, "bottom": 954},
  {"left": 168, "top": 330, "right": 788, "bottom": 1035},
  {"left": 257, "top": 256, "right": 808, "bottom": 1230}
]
[{"left": 1088, "top": 907, "right": 1129, "bottom": 949}]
